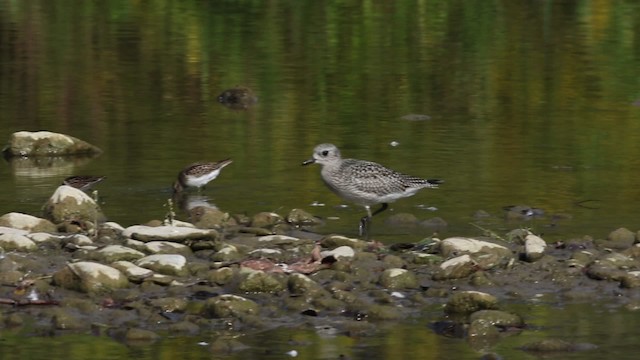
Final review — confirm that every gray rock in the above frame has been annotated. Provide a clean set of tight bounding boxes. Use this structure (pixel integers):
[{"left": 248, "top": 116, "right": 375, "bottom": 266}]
[
  {"left": 250, "top": 212, "right": 284, "bottom": 228},
  {"left": 444, "top": 291, "right": 498, "bottom": 314},
  {"left": 125, "top": 328, "right": 159, "bottom": 342},
  {"left": 2, "top": 130, "right": 102, "bottom": 157},
  {"left": 0, "top": 233, "right": 37, "bottom": 251},
  {"left": 237, "top": 268, "right": 285, "bottom": 293},
  {"left": 286, "top": 208, "right": 323, "bottom": 226},
  {"left": 93, "top": 245, "right": 145, "bottom": 263},
  {"left": 419, "top": 217, "right": 448, "bottom": 230},
  {"left": 384, "top": 213, "right": 418, "bottom": 227},
  {"left": 123, "top": 225, "right": 219, "bottom": 243},
  {"left": 52, "top": 261, "right": 129, "bottom": 293},
  {"left": 0, "top": 212, "right": 57, "bottom": 233},
  {"left": 379, "top": 268, "right": 418, "bottom": 289},
  {"left": 440, "top": 237, "right": 511, "bottom": 258},
  {"left": 212, "top": 244, "right": 243, "bottom": 262},
  {"left": 42, "top": 186, "right": 106, "bottom": 224},
  {"left": 596, "top": 227, "right": 636, "bottom": 249},
  {"left": 320, "top": 235, "right": 369, "bottom": 250},
  {"left": 524, "top": 233, "right": 547, "bottom": 262},
  {"left": 288, "top": 273, "right": 328, "bottom": 298},
  {"left": 111, "top": 261, "right": 154, "bottom": 283},
  {"left": 433, "top": 254, "right": 477, "bottom": 280},
  {"left": 204, "top": 294, "right": 259, "bottom": 318},
  {"left": 144, "top": 241, "right": 192, "bottom": 256},
  {"left": 321, "top": 246, "right": 355, "bottom": 260},
  {"left": 136, "top": 254, "right": 188, "bottom": 276}
]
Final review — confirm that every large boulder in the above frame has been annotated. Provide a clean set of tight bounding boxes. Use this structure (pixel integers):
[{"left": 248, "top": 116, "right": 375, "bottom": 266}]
[
  {"left": 42, "top": 186, "right": 106, "bottom": 224},
  {"left": 2, "top": 131, "right": 102, "bottom": 157}
]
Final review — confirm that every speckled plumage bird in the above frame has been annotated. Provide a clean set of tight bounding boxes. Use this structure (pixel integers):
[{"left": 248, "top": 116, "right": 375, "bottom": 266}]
[
  {"left": 62, "top": 176, "right": 106, "bottom": 191},
  {"left": 172, "top": 159, "right": 233, "bottom": 193},
  {"left": 303, "top": 143, "right": 442, "bottom": 237}
]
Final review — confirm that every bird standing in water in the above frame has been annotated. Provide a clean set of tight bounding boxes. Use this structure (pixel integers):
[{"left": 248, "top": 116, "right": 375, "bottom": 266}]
[{"left": 303, "top": 144, "right": 442, "bottom": 238}]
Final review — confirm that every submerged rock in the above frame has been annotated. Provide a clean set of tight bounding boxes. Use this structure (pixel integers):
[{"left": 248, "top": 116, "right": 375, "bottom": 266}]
[
  {"left": 2, "top": 130, "right": 102, "bottom": 157},
  {"left": 204, "top": 294, "right": 259, "bottom": 318},
  {"left": 217, "top": 86, "right": 258, "bottom": 110}
]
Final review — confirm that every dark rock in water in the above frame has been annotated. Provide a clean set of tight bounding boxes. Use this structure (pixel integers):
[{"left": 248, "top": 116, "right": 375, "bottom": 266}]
[
  {"left": 503, "top": 205, "right": 544, "bottom": 220},
  {"left": 429, "top": 320, "right": 467, "bottom": 338},
  {"left": 217, "top": 86, "right": 258, "bottom": 110},
  {"left": 400, "top": 114, "right": 431, "bottom": 121},
  {"left": 419, "top": 217, "right": 448, "bottom": 230},
  {"left": 520, "top": 339, "right": 597, "bottom": 352}
]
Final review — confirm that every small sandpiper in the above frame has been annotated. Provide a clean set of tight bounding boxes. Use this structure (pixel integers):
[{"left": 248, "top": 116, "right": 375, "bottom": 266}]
[
  {"left": 172, "top": 159, "right": 233, "bottom": 193},
  {"left": 302, "top": 143, "right": 442, "bottom": 237},
  {"left": 62, "top": 176, "right": 106, "bottom": 191}
]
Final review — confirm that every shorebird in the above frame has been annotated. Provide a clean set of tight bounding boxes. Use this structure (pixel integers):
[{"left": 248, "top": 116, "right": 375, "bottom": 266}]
[
  {"left": 172, "top": 159, "right": 233, "bottom": 193},
  {"left": 303, "top": 143, "right": 442, "bottom": 237},
  {"left": 62, "top": 176, "right": 106, "bottom": 191}
]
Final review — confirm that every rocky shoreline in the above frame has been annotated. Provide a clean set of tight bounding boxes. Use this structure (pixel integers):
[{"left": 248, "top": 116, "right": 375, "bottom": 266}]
[
  {"left": 1, "top": 183, "right": 640, "bottom": 354},
  {"left": 2, "top": 131, "right": 640, "bottom": 354}
]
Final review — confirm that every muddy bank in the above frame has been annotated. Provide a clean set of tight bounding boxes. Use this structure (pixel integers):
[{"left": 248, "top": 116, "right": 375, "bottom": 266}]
[{"left": 1, "top": 195, "right": 640, "bottom": 354}]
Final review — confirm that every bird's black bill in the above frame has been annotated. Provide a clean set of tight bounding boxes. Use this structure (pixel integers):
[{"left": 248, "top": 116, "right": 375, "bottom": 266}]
[
  {"left": 427, "top": 179, "right": 444, "bottom": 185},
  {"left": 302, "top": 159, "right": 315, "bottom": 166}
]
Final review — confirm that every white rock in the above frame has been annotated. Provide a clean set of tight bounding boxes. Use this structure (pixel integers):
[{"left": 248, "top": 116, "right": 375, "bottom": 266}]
[
  {"left": 0, "top": 233, "right": 37, "bottom": 251},
  {"left": 122, "top": 225, "right": 217, "bottom": 242},
  {"left": 441, "top": 237, "right": 510, "bottom": 257},
  {"left": 52, "top": 261, "right": 129, "bottom": 293},
  {"left": 28, "top": 232, "right": 63, "bottom": 243},
  {"left": 524, "top": 232, "right": 547, "bottom": 262},
  {"left": 136, "top": 254, "right": 188, "bottom": 276},
  {"left": 96, "top": 245, "right": 145, "bottom": 261},
  {"left": 0, "top": 226, "right": 29, "bottom": 236},
  {"left": 111, "top": 261, "right": 154, "bottom": 282},
  {"left": 321, "top": 245, "right": 355, "bottom": 259},
  {"left": 0, "top": 212, "right": 56, "bottom": 232},
  {"left": 144, "top": 241, "right": 192, "bottom": 255},
  {"left": 440, "top": 254, "right": 474, "bottom": 269}
]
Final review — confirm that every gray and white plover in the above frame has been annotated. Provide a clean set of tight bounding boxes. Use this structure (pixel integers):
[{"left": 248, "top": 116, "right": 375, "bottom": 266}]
[
  {"left": 172, "top": 159, "right": 233, "bottom": 193},
  {"left": 302, "top": 143, "right": 442, "bottom": 237}
]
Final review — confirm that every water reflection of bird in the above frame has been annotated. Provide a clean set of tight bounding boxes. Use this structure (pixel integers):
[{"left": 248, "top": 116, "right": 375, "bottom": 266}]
[
  {"left": 217, "top": 86, "right": 258, "bottom": 110},
  {"left": 303, "top": 143, "right": 442, "bottom": 238},
  {"left": 62, "top": 175, "right": 106, "bottom": 191},
  {"left": 172, "top": 159, "right": 233, "bottom": 193}
]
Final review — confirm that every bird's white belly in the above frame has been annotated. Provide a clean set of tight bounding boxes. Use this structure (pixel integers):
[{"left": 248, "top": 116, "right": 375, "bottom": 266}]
[{"left": 184, "top": 170, "right": 220, "bottom": 187}]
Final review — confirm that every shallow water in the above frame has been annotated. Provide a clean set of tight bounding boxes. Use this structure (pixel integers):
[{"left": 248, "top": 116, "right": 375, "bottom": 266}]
[
  {"left": 2, "top": 303, "right": 640, "bottom": 360},
  {"left": 1, "top": 1, "right": 640, "bottom": 358}
]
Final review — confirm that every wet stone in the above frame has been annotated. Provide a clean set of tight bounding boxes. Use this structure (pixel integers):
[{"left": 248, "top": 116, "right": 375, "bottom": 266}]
[
  {"left": 286, "top": 208, "right": 323, "bottom": 226},
  {"left": 204, "top": 294, "right": 259, "bottom": 318},
  {"left": 445, "top": 291, "right": 499, "bottom": 314},
  {"left": 433, "top": 255, "right": 477, "bottom": 280},
  {"left": 237, "top": 269, "right": 285, "bottom": 293},
  {"left": 379, "top": 268, "right": 418, "bottom": 290}
]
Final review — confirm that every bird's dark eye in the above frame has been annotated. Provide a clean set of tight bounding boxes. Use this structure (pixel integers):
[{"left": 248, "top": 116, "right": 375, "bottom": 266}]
[{"left": 321, "top": 150, "right": 329, "bottom": 156}]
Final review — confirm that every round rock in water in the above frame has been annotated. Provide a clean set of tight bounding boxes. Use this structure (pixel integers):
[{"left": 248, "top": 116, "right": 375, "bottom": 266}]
[{"left": 2, "top": 130, "right": 102, "bottom": 157}]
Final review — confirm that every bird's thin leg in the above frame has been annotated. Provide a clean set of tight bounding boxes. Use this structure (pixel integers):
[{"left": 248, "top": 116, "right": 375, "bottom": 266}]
[
  {"left": 359, "top": 205, "right": 373, "bottom": 239},
  {"left": 371, "top": 203, "right": 389, "bottom": 217}
]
